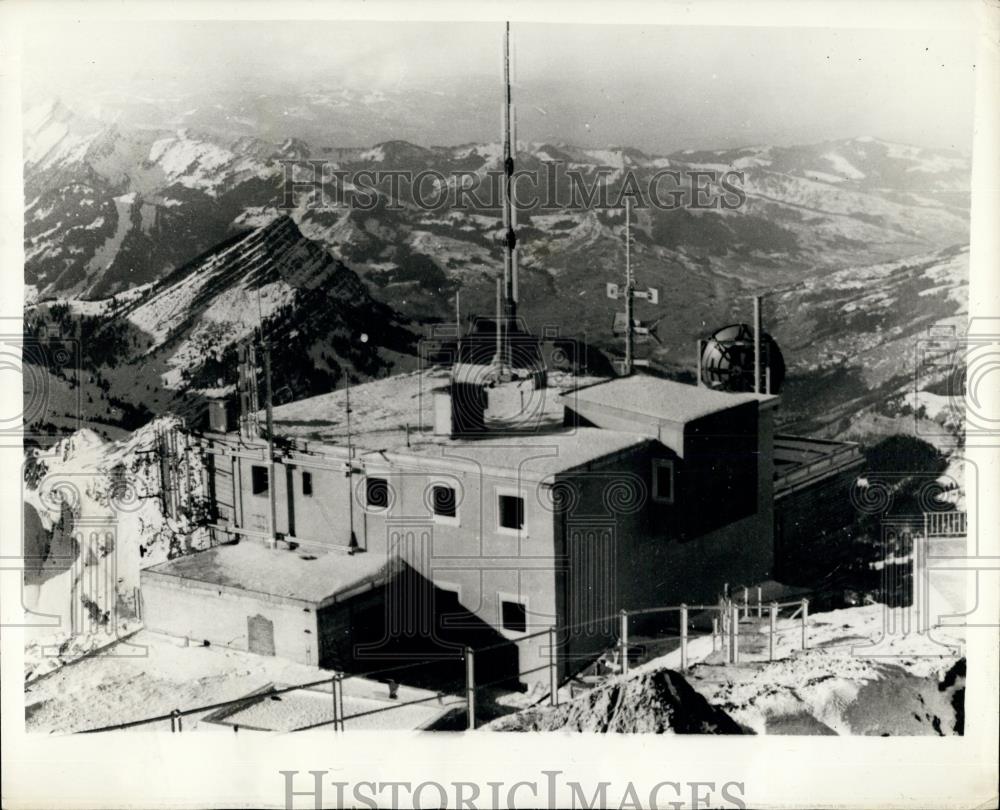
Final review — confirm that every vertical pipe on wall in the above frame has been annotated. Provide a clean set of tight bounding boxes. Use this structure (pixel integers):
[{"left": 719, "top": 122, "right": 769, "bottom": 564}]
[
  {"left": 680, "top": 604, "right": 688, "bottom": 672},
  {"left": 730, "top": 603, "right": 740, "bottom": 664},
  {"left": 619, "top": 609, "right": 630, "bottom": 675},
  {"left": 753, "top": 294, "right": 762, "bottom": 393},
  {"left": 769, "top": 602, "right": 777, "bottom": 662},
  {"left": 548, "top": 627, "right": 558, "bottom": 707},
  {"left": 465, "top": 647, "right": 476, "bottom": 730},
  {"left": 801, "top": 598, "right": 809, "bottom": 650}
]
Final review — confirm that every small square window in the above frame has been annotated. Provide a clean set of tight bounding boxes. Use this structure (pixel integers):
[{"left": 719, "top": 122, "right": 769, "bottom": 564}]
[
  {"left": 431, "top": 485, "right": 456, "bottom": 518},
  {"left": 251, "top": 465, "right": 269, "bottom": 495},
  {"left": 302, "top": 471, "right": 313, "bottom": 497},
  {"left": 366, "top": 477, "right": 390, "bottom": 510},
  {"left": 500, "top": 599, "right": 527, "bottom": 633},
  {"left": 498, "top": 494, "right": 524, "bottom": 531},
  {"left": 653, "top": 459, "right": 674, "bottom": 504}
]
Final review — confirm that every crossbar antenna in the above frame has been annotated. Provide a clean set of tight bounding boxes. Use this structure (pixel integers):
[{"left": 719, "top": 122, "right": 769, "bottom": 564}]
[{"left": 606, "top": 198, "right": 660, "bottom": 375}]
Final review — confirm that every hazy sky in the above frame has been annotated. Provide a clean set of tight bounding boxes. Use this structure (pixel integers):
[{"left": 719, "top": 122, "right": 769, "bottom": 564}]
[{"left": 24, "top": 20, "right": 977, "bottom": 152}]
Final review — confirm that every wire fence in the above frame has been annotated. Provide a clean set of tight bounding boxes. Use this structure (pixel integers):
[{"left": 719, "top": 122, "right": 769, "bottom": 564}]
[{"left": 78, "top": 591, "right": 819, "bottom": 734}]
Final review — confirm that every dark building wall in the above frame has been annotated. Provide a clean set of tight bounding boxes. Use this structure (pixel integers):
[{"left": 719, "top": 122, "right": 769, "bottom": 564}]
[
  {"left": 553, "top": 428, "right": 773, "bottom": 679},
  {"left": 318, "top": 565, "right": 517, "bottom": 688},
  {"left": 774, "top": 468, "right": 861, "bottom": 583},
  {"left": 680, "top": 403, "right": 759, "bottom": 538}
]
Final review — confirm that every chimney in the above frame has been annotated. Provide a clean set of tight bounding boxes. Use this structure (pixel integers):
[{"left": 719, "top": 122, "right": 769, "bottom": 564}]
[
  {"left": 433, "top": 384, "right": 487, "bottom": 438},
  {"left": 433, "top": 387, "right": 453, "bottom": 437}
]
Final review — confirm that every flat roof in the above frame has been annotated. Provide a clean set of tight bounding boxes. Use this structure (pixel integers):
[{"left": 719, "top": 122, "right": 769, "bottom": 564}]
[
  {"left": 260, "top": 369, "right": 650, "bottom": 479},
  {"left": 143, "top": 542, "right": 395, "bottom": 608},
  {"left": 773, "top": 434, "right": 864, "bottom": 497},
  {"left": 362, "top": 426, "right": 651, "bottom": 479},
  {"left": 562, "top": 375, "right": 773, "bottom": 425},
  {"left": 270, "top": 369, "right": 610, "bottom": 439}
]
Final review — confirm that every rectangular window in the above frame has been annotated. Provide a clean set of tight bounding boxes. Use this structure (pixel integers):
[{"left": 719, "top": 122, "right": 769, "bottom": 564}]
[
  {"left": 366, "top": 477, "right": 390, "bottom": 510},
  {"left": 498, "top": 494, "right": 524, "bottom": 531},
  {"left": 431, "top": 485, "right": 456, "bottom": 518},
  {"left": 500, "top": 599, "right": 527, "bottom": 633},
  {"left": 302, "top": 471, "right": 313, "bottom": 497},
  {"left": 251, "top": 465, "right": 269, "bottom": 495},
  {"left": 653, "top": 459, "right": 675, "bottom": 504}
]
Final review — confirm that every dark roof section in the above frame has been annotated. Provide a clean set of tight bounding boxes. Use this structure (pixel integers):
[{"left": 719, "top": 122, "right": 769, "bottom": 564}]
[{"left": 773, "top": 434, "right": 864, "bottom": 498}]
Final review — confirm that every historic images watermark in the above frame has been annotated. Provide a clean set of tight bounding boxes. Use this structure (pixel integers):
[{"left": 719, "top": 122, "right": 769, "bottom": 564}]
[
  {"left": 280, "top": 770, "right": 748, "bottom": 810},
  {"left": 279, "top": 161, "right": 747, "bottom": 213},
  {"left": 915, "top": 316, "right": 1000, "bottom": 448}
]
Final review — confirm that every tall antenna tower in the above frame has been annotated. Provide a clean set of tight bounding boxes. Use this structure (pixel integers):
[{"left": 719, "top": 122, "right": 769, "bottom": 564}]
[{"left": 492, "top": 20, "right": 518, "bottom": 373}]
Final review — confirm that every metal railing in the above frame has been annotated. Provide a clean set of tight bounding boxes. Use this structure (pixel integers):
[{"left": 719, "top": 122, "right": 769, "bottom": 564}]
[
  {"left": 924, "top": 511, "right": 967, "bottom": 538},
  {"left": 78, "top": 591, "right": 819, "bottom": 734}
]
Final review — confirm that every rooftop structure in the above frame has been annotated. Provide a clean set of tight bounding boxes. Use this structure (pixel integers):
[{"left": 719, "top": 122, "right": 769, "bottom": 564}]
[
  {"left": 566, "top": 374, "right": 772, "bottom": 426},
  {"left": 773, "top": 434, "right": 864, "bottom": 499},
  {"left": 144, "top": 541, "right": 396, "bottom": 609}
]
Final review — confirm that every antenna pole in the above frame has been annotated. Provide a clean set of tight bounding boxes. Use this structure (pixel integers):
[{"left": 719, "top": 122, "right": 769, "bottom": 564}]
[
  {"left": 261, "top": 332, "right": 278, "bottom": 549},
  {"left": 493, "top": 20, "right": 517, "bottom": 374},
  {"left": 255, "top": 282, "right": 278, "bottom": 549},
  {"left": 495, "top": 276, "right": 503, "bottom": 367},
  {"left": 753, "top": 294, "right": 762, "bottom": 394},
  {"left": 455, "top": 290, "right": 461, "bottom": 359},
  {"left": 624, "top": 198, "right": 634, "bottom": 376},
  {"left": 345, "top": 377, "right": 357, "bottom": 550}
]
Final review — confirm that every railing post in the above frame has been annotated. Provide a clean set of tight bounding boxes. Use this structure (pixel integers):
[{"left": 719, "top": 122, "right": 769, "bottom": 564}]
[
  {"left": 769, "top": 602, "right": 777, "bottom": 661},
  {"left": 730, "top": 603, "right": 740, "bottom": 664},
  {"left": 170, "top": 709, "right": 182, "bottom": 733},
  {"left": 548, "top": 627, "right": 559, "bottom": 707},
  {"left": 337, "top": 674, "right": 346, "bottom": 731},
  {"left": 756, "top": 587, "right": 762, "bottom": 618},
  {"left": 801, "top": 598, "right": 809, "bottom": 650},
  {"left": 465, "top": 646, "right": 476, "bottom": 730},
  {"left": 330, "top": 675, "right": 340, "bottom": 731},
  {"left": 331, "top": 675, "right": 344, "bottom": 732},
  {"left": 743, "top": 587, "right": 749, "bottom": 619},
  {"left": 619, "top": 609, "right": 630, "bottom": 675},
  {"left": 711, "top": 617, "right": 719, "bottom": 653},
  {"left": 679, "top": 604, "right": 688, "bottom": 672}
]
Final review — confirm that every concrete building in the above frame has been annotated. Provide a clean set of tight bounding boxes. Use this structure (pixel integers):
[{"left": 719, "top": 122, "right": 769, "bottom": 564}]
[
  {"left": 772, "top": 435, "right": 865, "bottom": 581},
  {"left": 142, "top": 370, "right": 792, "bottom": 686}
]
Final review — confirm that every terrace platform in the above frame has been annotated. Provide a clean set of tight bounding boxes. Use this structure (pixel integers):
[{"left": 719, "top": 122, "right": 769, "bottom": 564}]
[{"left": 143, "top": 540, "right": 396, "bottom": 610}]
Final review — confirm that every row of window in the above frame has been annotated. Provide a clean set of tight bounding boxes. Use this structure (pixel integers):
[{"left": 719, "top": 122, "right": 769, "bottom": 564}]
[
  {"left": 251, "top": 467, "right": 317, "bottom": 498},
  {"left": 249, "top": 466, "right": 526, "bottom": 530},
  {"left": 248, "top": 461, "right": 676, "bottom": 523}
]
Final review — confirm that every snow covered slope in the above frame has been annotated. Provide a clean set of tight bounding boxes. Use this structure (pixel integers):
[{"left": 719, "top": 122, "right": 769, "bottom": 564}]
[{"left": 22, "top": 417, "right": 211, "bottom": 681}]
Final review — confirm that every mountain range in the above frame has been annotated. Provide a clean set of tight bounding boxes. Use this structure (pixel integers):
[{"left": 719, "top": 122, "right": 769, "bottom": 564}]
[{"left": 23, "top": 97, "right": 970, "bottom": 446}]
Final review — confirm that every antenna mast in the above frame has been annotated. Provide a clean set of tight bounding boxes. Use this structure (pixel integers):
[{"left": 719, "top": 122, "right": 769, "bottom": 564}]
[
  {"left": 624, "top": 198, "right": 634, "bottom": 375},
  {"left": 493, "top": 20, "right": 518, "bottom": 373}
]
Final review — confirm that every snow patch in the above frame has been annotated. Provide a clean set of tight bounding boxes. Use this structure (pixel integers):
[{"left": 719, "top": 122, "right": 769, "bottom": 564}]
[{"left": 822, "top": 151, "right": 866, "bottom": 180}]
